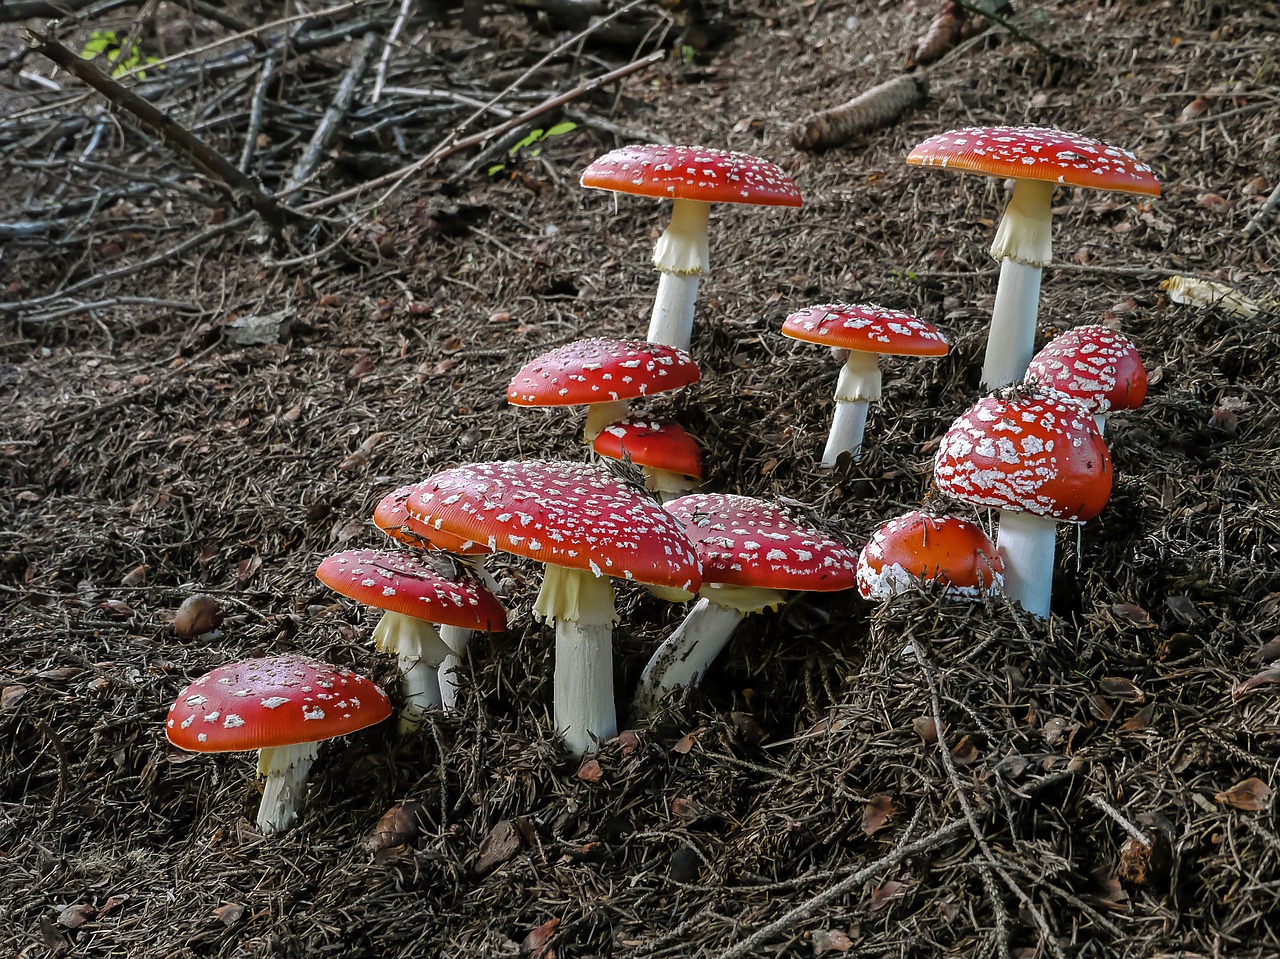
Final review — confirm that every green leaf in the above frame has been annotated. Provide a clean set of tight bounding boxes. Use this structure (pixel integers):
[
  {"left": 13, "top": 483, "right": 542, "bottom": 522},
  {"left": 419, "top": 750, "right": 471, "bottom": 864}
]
[
  {"left": 510, "top": 128, "right": 545, "bottom": 155},
  {"left": 545, "top": 121, "right": 577, "bottom": 138},
  {"left": 487, "top": 163, "right": 507, "bottom": 176}
]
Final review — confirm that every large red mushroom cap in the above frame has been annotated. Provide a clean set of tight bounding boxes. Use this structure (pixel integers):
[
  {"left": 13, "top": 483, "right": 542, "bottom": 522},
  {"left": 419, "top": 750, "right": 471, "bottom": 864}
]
[
  {"left": 581, "top": 145, "right": 803, "bottom": 207},
  {"left": 508, "top": 338, "right": 700, "bottom": 408},
  {"left": 906, "top": 126, "right": 1160, "bottom": 197},
  {"left": 857, "top": 510, "right": 1004, "bottom": 601},
  {"left": 592, "top": 418, "right": 704, "bottom": 484},
  {"left": 165, "top": 655, "right": 391, "bottom": 753},
  {"left": 407, "top": 460, "right": 701, "bottom": 592},
  {"left": 315, "top": 548, "right": 506, "bottom": 632},
  {"left": 1026, "top": 325, "right": 1148, "bottom": 415},
  {"left": 666, "top": 493, "right": 857, "bottom": 592},
  {"left": 782, "top": 303, "right": 949, "bottom": 356},
  {"left": 373, "top": 484, "right": 492, "bottom": 555},
  {"left": 933, "top": 388, "right": 1113, "bottom": 522}
]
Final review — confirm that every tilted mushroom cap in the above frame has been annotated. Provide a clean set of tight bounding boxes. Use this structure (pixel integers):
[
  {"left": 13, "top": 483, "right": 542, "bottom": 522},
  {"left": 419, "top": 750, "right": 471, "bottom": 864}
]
[
  {"left": 1025, "top": 325, "right": 1147, "bottom": 415},
  {"left": 592, "top": 418, "right": 704, "bottom": 482},
  {"left": 906, "top": 126, "right": 1160, "bottom": 196},
  {"left": 316, "top": 548, "right": 506, "bottom": 632},
  {"left": 374, "top": 484, "right": 492, "bottom": 555},
  {"left": 782, "top": 303, "right": 949, "bottom": 356},
  {"left": 666, "top": 493, "right": 858, "bottom": 592},
  {"left": 406, "top": 460, "right": 701, "bottom": 592},
  {"left": 580, "top": 145, "right": 803, "bottom": 207},
  {"left": 857, "top": 510, "right": 1004, "bottom": 601},
  {"left": 165, "top": 654, "right": 391, "bottom": 753},
  {"left": 508, "top": 338, "right": 700, "bottom": 408},
  {"left": 933, "top": 388, "right": 1113, "bottom": 522}
]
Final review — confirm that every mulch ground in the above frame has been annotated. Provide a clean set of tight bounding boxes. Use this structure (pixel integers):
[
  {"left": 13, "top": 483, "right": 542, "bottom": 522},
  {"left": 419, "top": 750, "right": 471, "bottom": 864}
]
[{"left": 2, "top": 0, "right": 1279, "bottom": 956}]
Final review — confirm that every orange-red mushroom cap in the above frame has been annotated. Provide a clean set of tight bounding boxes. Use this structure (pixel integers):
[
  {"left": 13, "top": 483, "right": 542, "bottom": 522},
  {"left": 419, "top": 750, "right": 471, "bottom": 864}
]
[
  {"left": 857, "top": 511, "right": 1004, "bottom": 601},
  {"left": 782, "top": 303, "right": 949, "bottom": 356},
  {"left": 165, "top": 655, "right": 391, "bottom": 753},
  {"left": 508, "top": 338, "right": 700, "bottom": 408},
  {"left": 374, "top": 484, "right": 493, "bottom": 555},
  {"left": 581, "top": 145, "right": 803, "bottom": 207},
  {"left": 592, "top": 418, "right": 704, "bottom": 482},
  {"left": 316, "top": 548, "right": 506, "bottom": 631},
  {"left": 1026, "top": 325, "right": 1147, "bottom": 415},
  {"left": 906, "top": 126, "right": 1160, "bottom": 197}
]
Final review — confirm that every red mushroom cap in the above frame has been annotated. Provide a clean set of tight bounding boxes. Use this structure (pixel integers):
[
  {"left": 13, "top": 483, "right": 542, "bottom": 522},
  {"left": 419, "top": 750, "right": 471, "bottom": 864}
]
[
  {"left": 508, "top": 338, "right": 700, "bottom": 408},
  {"left": 592, "top": 418, "right": 704, "bottom": 481},
  {"left": 374, "top": 484, "right": 492, "bottom": 555},
  {"left": 857, "top": 511, "right": 1004, "bottom": 601},
  {"left": 580, "top": 145, "right": 803, "bottom": 207},
  {"left": 906, "top": 126, "right": 1161, "bottom": 197},
  {"left": 1026, "top": 325, "right": 1148, "bottom": 415},
  {"left": 782, "top": 303, "right": 949, "bottom": 356},
  {"left": 406, "top": 460, "right": 701, "bottom": 592},
  {"left": 933, "top": 389, "right": 1113, "bottom": 522},
  {"left": 665, "top": 493, "right": 857, "bottom": 592},
  {"left": 165, "top": 655, "right": 391, "bottom": 753},
  {"left": 316, "top": 548, "right": 506, "bottom": 631}
]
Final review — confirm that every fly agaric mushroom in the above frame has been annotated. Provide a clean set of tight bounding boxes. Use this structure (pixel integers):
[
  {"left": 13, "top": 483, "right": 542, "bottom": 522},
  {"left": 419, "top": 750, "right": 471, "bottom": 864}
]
[
  {"left": 856, "top": 510, "right": 1004, "bottom": 602},
  {"left": 1025, "top": 325, "right": 1147, "bottom": 434},
  {"left": 580, "top": 145, "right": 803, "bottom": 350},
  {"left": 508, "top": 337, "right": 701, "bottom": 442},
  {"left": 781, "top": 303, "right": 949, "bottom": 466},
  {"left": 373, "top": 483, "right": 499, "bottom": 711},
  {"left": 635, "top": 493, "right": 857, "bottom": 716},
  {"left": 407, "top": 460, "right": 701, "bottom": 757},
  {"left": 165, "top": 654, "right": 391, "bottom": 835},
  {"left": 932, "top": 388, "right": 1112, "bottom": 618},
  {"left": 315, "top": 548, "right": 506, "bottom": 730},
  {"left": 592, "top": 417, "right": 704, "bottom": 501},
  {"left": 906, "top": 127, "right": 1160, "bottom": 388}
]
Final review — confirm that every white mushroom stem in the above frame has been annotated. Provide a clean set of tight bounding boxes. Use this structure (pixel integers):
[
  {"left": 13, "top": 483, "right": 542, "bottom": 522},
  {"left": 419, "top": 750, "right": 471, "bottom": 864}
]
[
  {"left": 533, "top": 563, "right": 619, "bottom": 757},
  {"left": 1093, "top": 412, "right": 1109, "bottom": 435},
  {"left": 643, "top": 466, "right": 699, "bottom": 504},
  {"left": 647, "top": 199, "right": 712, "bottom": 350},
  {"left": 584, "top": 400, "right": 632, "bottom": 441},
  {"left": 256, "top": 741, "right": 319, "bottom": 835},
  {"left": 436, "top": 624, "right": 472, "bottom": 713},
  {"left": 994, "top": 509, "right": 1057, "bottom": 619},
  {"left": 372, "top": 611, "right": 453, "bottom": 731},
  {"left": 982, "top": 177, "right": 1054, "bottom": 388},
  {"left": 822, "top": 351, "right": 882, "bottom": 468},
  {"left": 634, "top": 584, "right": 786, "bottom": 717}
]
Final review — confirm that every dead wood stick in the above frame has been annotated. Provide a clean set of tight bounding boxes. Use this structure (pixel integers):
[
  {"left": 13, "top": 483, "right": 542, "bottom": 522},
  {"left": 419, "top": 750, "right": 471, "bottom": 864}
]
[
  {"left": 370, "top": 0, "right": 413, "bottom": 104},
  {"left": 25, "top": 30, "right": 297, "bottom": 231},
  {"left": 1243, "top": 180, "right": 1280, "bottom": 238},
  {"left": 280, "top": 30, "right": 380, "bottom": 200},
  {"left": 239, "top": 51, "right": 278, "bottom": 173},
  {"left": 792, "top": 72, "right": 928, "bottom": 152},
  {"left": 298, "top": 49, "right": 663, "bottom": 214}
]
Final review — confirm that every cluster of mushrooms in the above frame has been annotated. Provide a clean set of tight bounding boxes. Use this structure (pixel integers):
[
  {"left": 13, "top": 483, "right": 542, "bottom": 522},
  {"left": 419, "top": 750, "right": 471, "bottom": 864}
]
[{"left": 166, "top": 128, "right": 1158, "bottom": 835}]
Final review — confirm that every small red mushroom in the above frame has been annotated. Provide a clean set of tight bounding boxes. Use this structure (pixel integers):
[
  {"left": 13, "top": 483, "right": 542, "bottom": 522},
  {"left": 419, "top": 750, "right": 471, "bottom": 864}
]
[
  {"left": 165, "top": 655, "right": 391, "bottom": 834},
  {"left": 592, "top": 417, "right": 704, "bottom": 501},
  {"left": 1025, "top": 325, "right": 1147, "bottom": 434},
  {"left": 856, "top": 510, "right": 1004, "bottom": 602}
]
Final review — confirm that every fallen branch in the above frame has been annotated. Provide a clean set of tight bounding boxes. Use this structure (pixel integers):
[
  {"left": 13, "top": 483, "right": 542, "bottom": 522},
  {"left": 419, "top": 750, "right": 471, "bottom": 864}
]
[
  {"left": 792, "top": 73, "right": 928, "bottom": 152},
  {"left": 1243, "top": 180, "right": 1280, "bottom": 238}
]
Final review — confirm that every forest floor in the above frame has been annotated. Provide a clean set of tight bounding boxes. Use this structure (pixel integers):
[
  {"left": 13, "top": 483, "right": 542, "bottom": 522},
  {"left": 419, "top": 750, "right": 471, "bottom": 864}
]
[{"left": 2, "top": 0, "right": 1279, "bottom": 956}]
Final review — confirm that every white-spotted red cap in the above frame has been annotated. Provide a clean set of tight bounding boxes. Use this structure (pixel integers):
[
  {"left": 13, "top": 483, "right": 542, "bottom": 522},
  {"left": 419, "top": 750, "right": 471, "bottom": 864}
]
[
  {"left": 782, "top": 303, "right": 949, "bottom": 356},
  {"left": 1026, "top": 325, "right": 1147, "bottom": 415},
  {"left": 406, "top": 460, "right": 701, "bottom": 592},
  {"left": 165, "top": 655, "right": 391, "bottom": 753},
  {"left": 508, "top": 338, "right": 700, "bottom": 408},
  {"left": 316, "top": 548, "right": 506, "bottom": 631},
  {"left": 373, "top": 484, "right": 492, "bottom": 556},
  {"left": 906, "top": 126, "right": 1160, "bottom": 196},
  {"left": 857, "top": 511, "right": 1004, "bottom": 602},
  {"left": 665, "top": 493, "right": 857, "bottom": 592},
  {"left": 933, "top": 388, "right": 1113, "bottom": 522},
  {"left": 581, "top": 145, "right": 803, "bottom": 207},
  {"left": 592, "top": 418, "right": 704, "bottom": 481}
]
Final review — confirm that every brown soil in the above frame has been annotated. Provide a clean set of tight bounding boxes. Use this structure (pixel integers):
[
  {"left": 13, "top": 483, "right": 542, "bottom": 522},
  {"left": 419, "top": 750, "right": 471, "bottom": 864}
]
[{"left": 3, "top": 1, "right": 1279, "bottom": 957}]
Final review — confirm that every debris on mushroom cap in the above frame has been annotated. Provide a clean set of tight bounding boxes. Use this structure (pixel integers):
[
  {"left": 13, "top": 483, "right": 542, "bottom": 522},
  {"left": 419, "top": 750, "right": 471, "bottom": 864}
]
[
  {"left": 933, "top": 388, "right": 1113, "bottom": 522},
  {"left": 374, "top": 483, "right": 492, "bottom": 555},
  {"left": 316, "top": 548, "right": 506, "bottom": 631},
  {"left": 580, "top": 145, "right": 804, "bottom": 207},
  {"left": 406, "top": 460, "right": 702, "bottom": 592},
  {"left": 782, "top": 303, "right": 950, "bottom": 356},
  {"left": 592, "top": 418, "right": 704, "bottom": 481},
  {"left": 906, "top": 126, "right": 1161, "bottom": 196},
  {"left": 165, "top": 654, "right": 391, "bottom": 753},
  {"left": 665, "top": 493, "right": 858, "bottom": 592},
  {"left": 857, "top": 510, "right": 1004, "bottom": 602},
  {"left": 508, "top": 338, "right": 700, "bottom": 408},
  {"left": 1026, "top": 325, "right": 1148, "bottom": 415}
]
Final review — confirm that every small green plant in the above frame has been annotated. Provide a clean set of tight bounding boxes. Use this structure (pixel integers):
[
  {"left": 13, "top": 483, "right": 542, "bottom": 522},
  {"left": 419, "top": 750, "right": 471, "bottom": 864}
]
[
  {"left": 80, "top": 30, "right": 162, "bottom": 79},
  {"left": 487, "top": 121, "right": 577, "bottom": 177}
]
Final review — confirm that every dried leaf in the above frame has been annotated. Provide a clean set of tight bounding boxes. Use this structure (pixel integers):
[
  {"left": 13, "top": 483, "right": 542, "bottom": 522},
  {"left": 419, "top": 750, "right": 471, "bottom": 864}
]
[
  {"left": 1159, "top": 275, "right": 1259, "bottom": 318},
  {"left": 1121, "top": 702, "right": 1156, "bottom": 731},
  {"left": 1111, "top": 603, "right": 1155, "bottom": 628},
  {"left": 673, "top": 727, "right": 704, "bottom": 755},
  {"left": 1100, "top": 677, "right": 1145, "bottom": 703},
  {"left": 1, "top": 684, "right": 29, "bottom": 710},
  {"left": 98, "top": 599, "right": 134, "bottom": 618},
  {"left": 473, "top": 819, "right": 522, "bottom": 875},
  {"left": 950, "top": 735, "right": 979, "bottom": 764},
  {"left": 236, "top": 555, "right": 262, "bottom": 583},
  {"left": 440, "top": 335, "right": 465, "bottom": 354},
  {"left": 521, "top": 918, "right": 560, "bottom": 957},
  {"left": 861, "top": 794, "right": 900, "bottom": 836},
  {"left": 670, "top": 796, "right": 702, "bottom": 822},
  {"left": 812, "top": 928, "right": 856, "bottom": 955},
  {"left": 1215, "top": 777, "right": 1272, "bottom": 811},
  {"left": 364, "top": 801, "right": 423, "bottom": 856},
  {"left": 576, "top": 759, "right": 603, "bottom": 783},
  {"left": 339, "top": 431, "right": 387, "bottom": 471},
  {"left": 611, "top": 729, "right": 640, "bottom": 755},
  {"left": 347, "top": 355, "right": 376, "bottom": 381},
  {"left": 868, "top": 879, "right": 906, "bottom": 912},
  {"left": 57, "top": 903, "right": 97, "bottom": 928},
  {"left": 121, "top": 563, "right": 149, "bottom": 587},
  {"left": 912, "top": 716, "right": 941, "bottom": 744},
  {"left": 211, "top": 902, "right": 245, "bottom": 925},
  {"left": 1178, "top": 95, "right": 1210, "bottom": 122}
]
